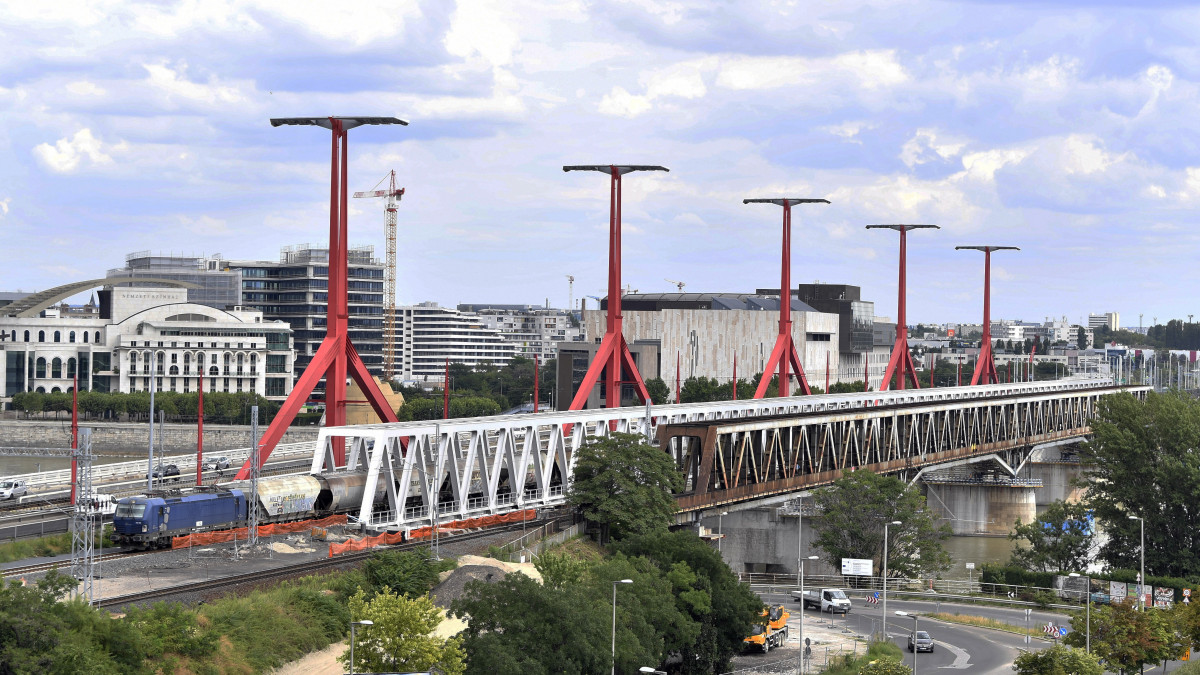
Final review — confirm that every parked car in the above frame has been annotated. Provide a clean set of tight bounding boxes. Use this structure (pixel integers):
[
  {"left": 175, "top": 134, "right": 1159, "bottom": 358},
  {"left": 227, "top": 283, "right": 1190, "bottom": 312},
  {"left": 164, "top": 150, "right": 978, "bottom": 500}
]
[
  {"left": 908, "top": 630, "right": 934, "bottom": 653},
  {"left": 148, "top": 464, "right": 180, "bottom": 482},
  {"left": 203, "top": 456, "right": 231, "bottom": 472},
  {"left": 0, "top": 479, "right": 28, "bottom": 500}
]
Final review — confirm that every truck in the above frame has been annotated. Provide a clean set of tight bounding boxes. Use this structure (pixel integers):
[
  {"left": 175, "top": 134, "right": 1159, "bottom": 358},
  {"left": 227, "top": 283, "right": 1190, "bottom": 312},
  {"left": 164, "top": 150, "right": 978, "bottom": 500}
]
[
  {"left": 792, "top": 588, "right": 852, "bottom": 614},
  {"left": 0, "top": 479, "right": 28, "bottom": 500},
  {"left": 743, "top": 604, "right": 790, "bottom": 653}
]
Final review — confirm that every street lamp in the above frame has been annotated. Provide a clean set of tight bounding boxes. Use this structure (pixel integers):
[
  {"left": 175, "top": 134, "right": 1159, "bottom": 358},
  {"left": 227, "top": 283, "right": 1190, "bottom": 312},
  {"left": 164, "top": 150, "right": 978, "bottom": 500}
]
[
  {"left": 349, "top": 619, "right": 373, "bottom": 675},
  {"left": 1129, "top": 515, "right": 1145, "bottom": 611},
  {"left": 718, "top": 511, "right": 729, "bottom": 553},
  {"left": 800, "top": 554, "right": 818, "bottom": 673},
  {"left": 1069, "top": 572, "right": 1091, "bottom": 653},
  {"left": 895, "top": 611, "right": 919, "bottom": 675},
  {"left": 612, "top": 579, "right": 633, "bottom": 675},
  {"left": 882, "top": 520, "right": 902, "bottom": 639}
]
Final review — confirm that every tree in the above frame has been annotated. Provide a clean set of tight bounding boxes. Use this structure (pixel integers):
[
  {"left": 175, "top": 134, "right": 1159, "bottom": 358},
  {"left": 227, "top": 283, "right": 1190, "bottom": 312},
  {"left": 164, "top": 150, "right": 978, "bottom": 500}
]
[
  {"left": 810, "top": 470, "right": 952, "bottom": 578},
  {"left": 569, "top": 433, "right": 683, "bottom": 544},
  {"left": 1008, "top": 500, "right": 1097, "bottom": 573},
  {"left": 534, "top": 550, "right": 591, "bottom": 590},
  {"left": 1012, "top": 643, "right": 1103, "bottom": 675},
  {"left": 452, "top": 573, "right": 613, "bottom": 674},
  {"left": 343, "top": 587, "right": 465, "bottom": 675},
  {"left": 362, "top": 549, "right": 453, "bottom": 598},
  {"left": 644, "top": 377, "right": 670, "bottom": 405},
  {"left": 1077, "top": 327, "right": 1088, "bottom": 350},
  {"left": 1081, "top": 391, "right": 1200, "bottom": 577},
  {"left": 614, "top": 531, "right": 763, "bottom": 673},
  {"left": 679, "top": 376, "right": 721, "bottom": 403},
  {"left": 1063, "top": 600, "right": 1180, "bottom": 674}
]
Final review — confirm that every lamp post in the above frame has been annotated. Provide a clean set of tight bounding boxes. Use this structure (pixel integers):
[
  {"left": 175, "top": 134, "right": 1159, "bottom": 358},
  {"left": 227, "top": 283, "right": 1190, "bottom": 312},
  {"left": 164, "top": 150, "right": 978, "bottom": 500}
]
[
  {"left": 1130, "top": 515, "right": 1145, "bottom": 611},
  {"left": 882, "top": 520, "right": 902, "bottom": 639},
  {"left": 895, "top": 611, "right": 919, "bottom": 675},
  {"left": 800, "top": 554, "right": 818, "bottom": 673},
  {"left": 612, "top": 578, "right": 633, "bottom": 675},
  {"left": 718, "top": 511, "right": 729, "bottom": 552},
  {"left": 1069, "top": 572, "right": 1091, "bottom": 653},
  {"left": 349, "top": 619, "right": 373, "bottom": 675}
]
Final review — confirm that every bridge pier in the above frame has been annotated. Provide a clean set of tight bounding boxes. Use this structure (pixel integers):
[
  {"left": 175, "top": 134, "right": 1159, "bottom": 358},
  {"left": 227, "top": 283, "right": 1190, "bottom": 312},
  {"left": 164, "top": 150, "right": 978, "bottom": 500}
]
[{"left": 921, "top": 479, "right": 1037, "bottom": 536}]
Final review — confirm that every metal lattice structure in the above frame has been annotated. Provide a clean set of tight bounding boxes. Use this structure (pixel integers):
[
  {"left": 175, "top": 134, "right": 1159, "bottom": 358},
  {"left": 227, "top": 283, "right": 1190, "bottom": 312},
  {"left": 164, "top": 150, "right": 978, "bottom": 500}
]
[
  {"left": 353, "top": 171, "right": 404, "bottom": 380},
  {"left": 307, "top": 378, "right": 1142, "bottom": 531},
  {"left": 69, "top": 428, "right": 96, "bottom": 605},
  {"left": 248, "top": 406, "right": 260, "bottom": 547}
]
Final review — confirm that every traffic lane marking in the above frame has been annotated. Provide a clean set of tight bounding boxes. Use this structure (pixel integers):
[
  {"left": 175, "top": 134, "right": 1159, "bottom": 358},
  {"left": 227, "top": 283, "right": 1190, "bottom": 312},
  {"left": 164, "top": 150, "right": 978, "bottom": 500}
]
[{"left": 935, "top": 639, "right": 971, "bottom": 669}]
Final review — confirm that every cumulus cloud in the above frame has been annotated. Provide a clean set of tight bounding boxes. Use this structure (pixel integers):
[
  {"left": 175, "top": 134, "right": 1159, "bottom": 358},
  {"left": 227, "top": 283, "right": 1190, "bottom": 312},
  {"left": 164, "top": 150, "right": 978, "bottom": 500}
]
[
  {"left": 900, "top": 129, "right": 968, "bottom": 168},
  {"left": 32, "top": 129, "right": 124, "bottom": 173},
  {"left": 0, "top": 198, "right": 9, "bottom": 216}
]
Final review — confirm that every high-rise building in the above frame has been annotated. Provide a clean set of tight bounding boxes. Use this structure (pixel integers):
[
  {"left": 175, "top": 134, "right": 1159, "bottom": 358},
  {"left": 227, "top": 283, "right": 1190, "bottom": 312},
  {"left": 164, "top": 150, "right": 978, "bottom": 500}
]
[
  {"left": 396, "top": 302, "right": 516, "bottom": 385},
  {"left": 107, "top": 251, "right": 241, "bottom": 308},
  {"left": 458, "top": 304, "right": 582, "bottom": 363},
  {"left": 1088, "top": 312, "right": 1120, "bottom": 332}
]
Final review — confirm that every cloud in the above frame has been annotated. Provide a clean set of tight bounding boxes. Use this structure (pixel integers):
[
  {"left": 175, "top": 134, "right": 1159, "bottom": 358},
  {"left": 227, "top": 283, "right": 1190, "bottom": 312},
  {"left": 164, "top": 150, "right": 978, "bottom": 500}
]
[
  {"left": 598, "top": 86, "right": 653, "bottom": 117},
  {"left": 32, "top": 129, "right": 124, "bottom": 173},
  {"left": 178, "top": 215, "right": 231, "bottom": 235},
  {"left": 822, "top": 121, "right": 874, "bottom": 142},
  {"left": 143, "top": 62, "right": 245, "bottom": 107},
  {"left": 715, "top": 50, "right": 908, "bottom": 91},
  {"left": 65, "top": 80, "right": 105, "bottom": 96},
  {"left": 0, "top": 198, "right": 9, "bottom": 216},
  {"left": 900, "top": 128, "right": 968, "bottom": 168}
]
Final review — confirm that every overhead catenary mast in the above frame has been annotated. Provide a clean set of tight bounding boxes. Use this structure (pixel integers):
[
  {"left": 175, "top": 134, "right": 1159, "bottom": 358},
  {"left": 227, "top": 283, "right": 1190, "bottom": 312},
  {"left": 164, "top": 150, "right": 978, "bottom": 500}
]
[{"left": 353, "top": 171, "right": 405, "bottom": 381}]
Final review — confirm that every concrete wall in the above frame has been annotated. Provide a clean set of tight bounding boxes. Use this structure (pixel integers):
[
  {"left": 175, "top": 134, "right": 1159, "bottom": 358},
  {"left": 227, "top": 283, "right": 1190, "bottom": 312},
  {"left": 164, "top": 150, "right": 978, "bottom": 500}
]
[
  {"left": 922, "top": 483, "right": 1037, "bottom": 535},
  {"left": 697, "top": 508, "right": 840, "bottom": 576},
  {"left": 0, "top": 420, "right": 318, "bottom": 453}
]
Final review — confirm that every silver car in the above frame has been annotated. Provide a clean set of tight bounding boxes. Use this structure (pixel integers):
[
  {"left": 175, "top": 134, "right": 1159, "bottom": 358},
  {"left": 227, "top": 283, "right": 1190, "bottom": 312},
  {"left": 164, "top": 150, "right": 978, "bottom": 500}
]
[
  {"left": 203, "top": 456, "right": 231, "bottom": 471},
  {"left": 0, "top": 479, "right": 28, "bottom": 500}
]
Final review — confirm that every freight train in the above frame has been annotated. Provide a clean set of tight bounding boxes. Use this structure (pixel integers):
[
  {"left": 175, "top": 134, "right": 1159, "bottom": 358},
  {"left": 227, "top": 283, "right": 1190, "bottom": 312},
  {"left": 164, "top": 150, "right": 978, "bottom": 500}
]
[{"left": 112, "top": 472, "right": 388, "bottom": 548}]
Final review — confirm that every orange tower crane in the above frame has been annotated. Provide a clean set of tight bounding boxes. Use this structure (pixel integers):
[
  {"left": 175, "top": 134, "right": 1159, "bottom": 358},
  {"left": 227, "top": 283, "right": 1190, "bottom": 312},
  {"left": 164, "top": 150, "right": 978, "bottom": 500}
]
[{"left": 353, "top": 172, "right": 404, "bottom": 381}]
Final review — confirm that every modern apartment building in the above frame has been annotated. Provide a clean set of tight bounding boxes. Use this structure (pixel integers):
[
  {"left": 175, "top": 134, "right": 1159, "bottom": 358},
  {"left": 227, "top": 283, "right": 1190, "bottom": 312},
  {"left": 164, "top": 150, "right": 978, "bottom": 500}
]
[
  {"left": 396, "top": 302, "right": 515, "bottom": 385},
  {"left": 1088, "top": 312, "right": 1120, "bottom": 332},
  {"left": 458, "top": 304, "right": 582, "bottom": 362}
]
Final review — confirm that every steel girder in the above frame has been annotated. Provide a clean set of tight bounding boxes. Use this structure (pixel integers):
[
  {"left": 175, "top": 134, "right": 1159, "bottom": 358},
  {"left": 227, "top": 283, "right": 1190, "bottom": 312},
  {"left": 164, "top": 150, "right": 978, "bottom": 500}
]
[{"left": 308, "top": 378, "right": 1142, "bottom": 530}]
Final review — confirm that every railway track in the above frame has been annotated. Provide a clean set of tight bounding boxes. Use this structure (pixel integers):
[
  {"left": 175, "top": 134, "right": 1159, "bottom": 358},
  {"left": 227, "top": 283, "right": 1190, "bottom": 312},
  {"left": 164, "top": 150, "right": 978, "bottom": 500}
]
[
  {"left": 96, "top": 520, "right": 549, "bottom": 610},
  {"left": 2, "top": 548, "right": 160, "bottom": 578}
]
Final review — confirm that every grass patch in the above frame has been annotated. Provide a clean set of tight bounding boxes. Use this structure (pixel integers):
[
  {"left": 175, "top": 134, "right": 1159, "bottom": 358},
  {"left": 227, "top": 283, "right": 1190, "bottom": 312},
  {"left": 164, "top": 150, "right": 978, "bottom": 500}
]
[
  {"left": 821, "top": 640, "right": 907, "bottom": 675},
  {"left": 0, "top": 526, "right": 114, "bottom": 563},
  {"left": 928, "top": 612, "right": 1037, "bottom": 638},
  {"left": 543, "top": 534, "right": 605, "bottom": 562}
]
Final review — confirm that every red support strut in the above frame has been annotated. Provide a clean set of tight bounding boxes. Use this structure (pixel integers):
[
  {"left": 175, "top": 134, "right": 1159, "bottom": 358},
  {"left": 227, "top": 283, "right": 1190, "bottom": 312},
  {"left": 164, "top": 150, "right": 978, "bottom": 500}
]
[
  {"left": 236, "top": 116, "right": 408, "bottom": 479},
  {"left": 564, "top": 164, "right": 667, "bottom": 410},
  {"left": 867, "top": 224, "right": 939, "bottom": 390},
  {"left": 744, "top": 197, "right": 829, "bottom": 398},
  {"left": 956, "top": 245, "right": 1020, "bottom": 386}
]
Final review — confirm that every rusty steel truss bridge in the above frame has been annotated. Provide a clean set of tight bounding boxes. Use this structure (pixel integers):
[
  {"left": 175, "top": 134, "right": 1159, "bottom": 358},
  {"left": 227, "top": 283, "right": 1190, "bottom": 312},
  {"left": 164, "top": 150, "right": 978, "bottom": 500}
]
[{"left": 309, "top": 377, "right": 1147, "bottom": 531}]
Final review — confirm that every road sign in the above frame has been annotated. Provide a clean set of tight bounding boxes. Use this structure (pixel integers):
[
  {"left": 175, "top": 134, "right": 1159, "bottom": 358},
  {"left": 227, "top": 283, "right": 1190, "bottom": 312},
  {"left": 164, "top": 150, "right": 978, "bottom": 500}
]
[
  {"left": 1058, "top": 627, "right": 1068, "bottom": 637},
  {"left": 1185, "top": 589, "right": 1192, "bottom": 597},
  {"left": 965, "top": 563, "right": 975, "bottom": 569}
]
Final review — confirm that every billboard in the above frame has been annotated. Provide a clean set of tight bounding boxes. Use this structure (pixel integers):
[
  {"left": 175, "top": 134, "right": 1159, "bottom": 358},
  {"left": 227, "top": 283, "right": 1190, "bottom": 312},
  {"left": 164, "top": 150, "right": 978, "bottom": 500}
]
[
  {"left": 1156, "top": 587, "right": 1174, "bottom": 609},
  {"left": 1110, "top": 581, "right": 1127, "bottom": 602},
  {"left": 841, "top": 558, "right": 874, "bottom": 576}
]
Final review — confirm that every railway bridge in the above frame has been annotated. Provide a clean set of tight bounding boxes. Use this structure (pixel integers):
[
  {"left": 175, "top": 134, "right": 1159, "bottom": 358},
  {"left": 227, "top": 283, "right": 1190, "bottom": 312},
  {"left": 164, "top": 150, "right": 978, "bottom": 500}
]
[{"left": 311, "top": 378, "right": 1147, "bottom": 532}]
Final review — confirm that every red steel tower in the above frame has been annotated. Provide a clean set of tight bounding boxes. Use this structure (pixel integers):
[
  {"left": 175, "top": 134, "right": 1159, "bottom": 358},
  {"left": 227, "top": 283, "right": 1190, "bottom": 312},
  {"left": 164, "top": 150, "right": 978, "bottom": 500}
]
[
  {"left": 565, "top": 165, "right": 668, "bottom": 410},
  {"left": 956, "top": 245, "right": 1019, "bottom": 386},
  {"left": 744, "top": 198, "right": 830, "bottom": 398},
  {"left": 867, "top": 224, "right": 939, "bottom": 390},
  {"left": 236, "top": 116, "right": 407, "bottom": 478}
]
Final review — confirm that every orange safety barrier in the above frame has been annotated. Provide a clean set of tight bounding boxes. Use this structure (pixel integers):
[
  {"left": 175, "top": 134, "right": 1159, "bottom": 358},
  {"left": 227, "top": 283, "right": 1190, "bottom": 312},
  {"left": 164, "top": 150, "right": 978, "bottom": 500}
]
[
  {"left": 172, "top": 514, "right": 349, "bottom": 549},
  {"left": 328, "top": 508, "right": 537, "bottom": 558}
]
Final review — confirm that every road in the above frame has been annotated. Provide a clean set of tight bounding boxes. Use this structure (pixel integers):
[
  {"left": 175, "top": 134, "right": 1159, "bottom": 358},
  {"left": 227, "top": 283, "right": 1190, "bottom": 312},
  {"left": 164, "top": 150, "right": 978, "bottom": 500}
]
[{"left": 755, "top": 589, "right": 1192, "bottom": 673}]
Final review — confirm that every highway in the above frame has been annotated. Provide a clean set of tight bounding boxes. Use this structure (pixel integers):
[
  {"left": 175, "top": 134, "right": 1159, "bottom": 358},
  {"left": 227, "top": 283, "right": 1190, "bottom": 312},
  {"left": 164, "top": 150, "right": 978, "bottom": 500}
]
[{"left": 755, "top": 589, "right": 1192, "bottom": 673}]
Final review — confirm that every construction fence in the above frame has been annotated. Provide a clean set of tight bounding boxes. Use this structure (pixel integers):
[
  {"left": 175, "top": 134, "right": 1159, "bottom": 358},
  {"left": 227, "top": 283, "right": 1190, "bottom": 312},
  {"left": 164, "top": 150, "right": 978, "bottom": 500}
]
[
  {"left": 171, "top": 514, "right": 349, "bottom": 549},
  {"left": 327, "top": 509, "right": 537, "bottom": 557}
]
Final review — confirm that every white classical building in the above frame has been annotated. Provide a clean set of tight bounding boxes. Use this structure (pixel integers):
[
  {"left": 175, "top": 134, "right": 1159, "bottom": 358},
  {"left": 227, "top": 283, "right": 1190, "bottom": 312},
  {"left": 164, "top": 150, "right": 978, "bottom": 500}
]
[{"left": 1, "top": 286, "right": 295, "bottom": 403}]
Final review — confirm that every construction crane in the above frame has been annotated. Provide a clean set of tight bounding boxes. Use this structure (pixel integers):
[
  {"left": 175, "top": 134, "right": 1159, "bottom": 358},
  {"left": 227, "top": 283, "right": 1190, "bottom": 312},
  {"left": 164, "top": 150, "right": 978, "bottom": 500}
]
[
  {"left": 665, "top": 278, "right": 685, "bottom": 292},
  {"left": 353, "top": 171, "right": 405, "bottom": 380},
  {"left": 565, "top": 275, "right": 575, "bottom": 312}
]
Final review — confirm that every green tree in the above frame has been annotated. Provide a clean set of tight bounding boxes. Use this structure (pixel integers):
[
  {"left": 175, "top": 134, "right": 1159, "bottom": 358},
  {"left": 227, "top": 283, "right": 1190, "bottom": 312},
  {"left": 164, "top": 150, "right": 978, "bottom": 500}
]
[
  {"left": 829, "top": 380, "right": 867, "bottom": 394},
  {"left": 534, "top": 550, "right": 591, "bottom": 590},
  {"left": 644, "top": 377, "right": 670, "bottom": 405},
  {"left": 680, "top": 376, "right": 722, "bottom": 403},
  {"left": 452, "top": 573, "right": 613, "bottom": 674},
  {"left": 362, "top": 549, "right": 453, "bottom": 598},
  {"left": 1012, "top": 643, "right": 1103, "bottom": 675},
  {"left": 860, "top": 657, "right": 912, "bottom": 675},
  {"left": 1082, "top": 391, "right": 1200, "bottom": 577},
  {"left": 1063, "top": 600, "right": 1180, "bottom": 674},
  {"left": 343, "top": 587, "right": 465, "bottom": 675},
  {"left": 810, "top": 470, "right": 952, "bottom": 578},
  {"left": 1008, "top": 499, "right": 1096, "bottom": 573},
  {"left": 1077, "top": 326, "right": 1088, "bottom": 350},
  {"left": 569, "top": 433, "right": 683, "bottom": 544},
  {"left": 614, "top": 531, "right": 763, "bottom": 673}
]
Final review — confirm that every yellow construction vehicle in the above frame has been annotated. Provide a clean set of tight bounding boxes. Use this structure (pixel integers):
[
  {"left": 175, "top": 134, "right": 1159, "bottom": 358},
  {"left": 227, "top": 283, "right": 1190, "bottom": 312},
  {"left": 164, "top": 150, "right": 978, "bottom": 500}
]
[{"left": 743, "top": 604, "right": 790, "bottom": 653}]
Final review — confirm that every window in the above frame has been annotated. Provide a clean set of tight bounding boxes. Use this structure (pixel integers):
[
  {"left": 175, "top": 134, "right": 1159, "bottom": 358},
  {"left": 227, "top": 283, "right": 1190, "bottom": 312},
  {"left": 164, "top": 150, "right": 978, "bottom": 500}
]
[
  {"left": 170, "top": 377, "right": 176, "bottom": 390},
  {"left": 210, "top": 366, "right": 219, "bottom": 376},
  {"left": 69, "top": 331, "right": 75, "bottom": 343},
  {"left": 53, "top": 331, "right": 60, "bottom": 342},
  {"left": 22, "top": 331, "right": 28, "bottom": 342},
  {"left": 35, "top": 357, "right": 46, "bottom": 378},
  {"left": 93, "top": 331, "right": 99, "bottom": 343},
  {"left": 169, "top": 366, "right": 179, "bottom": 375},
  {"left": 38, "top": 331, "right": 44, "bottom": 342},
  {"left": 67, "top": 358, "right": 76, "bottom": 378},
  {"left": 82, "top": 331, "right": 89, "bottom": 343},
  {"left": 170, "top": 353, "right": 178, "bottom": 364}
]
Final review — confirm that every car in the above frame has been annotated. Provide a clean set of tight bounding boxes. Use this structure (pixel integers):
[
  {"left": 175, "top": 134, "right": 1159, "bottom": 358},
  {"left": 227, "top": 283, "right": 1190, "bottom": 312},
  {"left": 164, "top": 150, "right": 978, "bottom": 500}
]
[
  {"left": 148, "top": 464, "right": 181, "bottom": 482},
  {"left": 908, "top": 630, "right": 934, "bottom": 653},
  {"left": 203, "top": 456, "right": 231, "bottom": 472},
  {"left": 0, "top": 479, "right": 28, "bottom": 500}
]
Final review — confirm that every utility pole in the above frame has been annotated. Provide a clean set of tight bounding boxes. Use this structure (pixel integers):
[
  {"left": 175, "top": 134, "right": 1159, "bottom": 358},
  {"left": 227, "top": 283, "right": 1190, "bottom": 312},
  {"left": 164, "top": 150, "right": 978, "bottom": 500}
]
[
  {"left": 248, "top": 406, "right": 260, "bottom": 547},
  {"left": 70, "top": 428, "right": 96, "bottom": 605}
]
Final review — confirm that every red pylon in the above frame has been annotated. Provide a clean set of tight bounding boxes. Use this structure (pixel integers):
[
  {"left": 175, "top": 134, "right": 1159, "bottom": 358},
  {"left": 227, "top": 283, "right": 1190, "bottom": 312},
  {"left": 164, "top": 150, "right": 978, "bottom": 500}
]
[
  {"left": 236, "top": 116, "right": 407, "bottom": 478},
  {"left": 956, "top": 245, "right": 1019, "bottom": 386},
  {"left": 564, "top": 165, "right": 667, "bottom": 410},
  {"left": 868, "top": 225, "right": 938, "bottom": 390},
  {"left": 745, "top": 197, "right": 829, "bottom": 398}
]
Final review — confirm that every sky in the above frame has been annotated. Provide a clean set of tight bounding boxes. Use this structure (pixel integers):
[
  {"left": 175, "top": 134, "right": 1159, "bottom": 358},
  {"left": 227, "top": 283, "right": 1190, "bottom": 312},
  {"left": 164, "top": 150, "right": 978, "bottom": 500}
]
[{"left": 1, "top": 0, "right": 1198, "bottom": 327}]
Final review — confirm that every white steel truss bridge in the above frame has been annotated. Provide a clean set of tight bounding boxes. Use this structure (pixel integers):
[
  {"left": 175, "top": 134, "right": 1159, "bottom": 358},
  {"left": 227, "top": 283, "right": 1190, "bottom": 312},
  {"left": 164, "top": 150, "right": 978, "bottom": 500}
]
[{"left": 309, "top": 377, "right": 1145, "bottom": 531}]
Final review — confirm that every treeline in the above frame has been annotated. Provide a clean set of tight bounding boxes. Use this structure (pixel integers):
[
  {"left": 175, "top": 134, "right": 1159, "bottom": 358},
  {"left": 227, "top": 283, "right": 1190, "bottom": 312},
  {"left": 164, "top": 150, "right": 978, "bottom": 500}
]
[
  {"left": 395, "top": 357, "right": 555, "bottom": 413},
  {"left": 9, "top": 390, "right": 281, "bottom": 425},
  {"left": 647, "top": 374, "right": 869, "bottom": 404}
]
